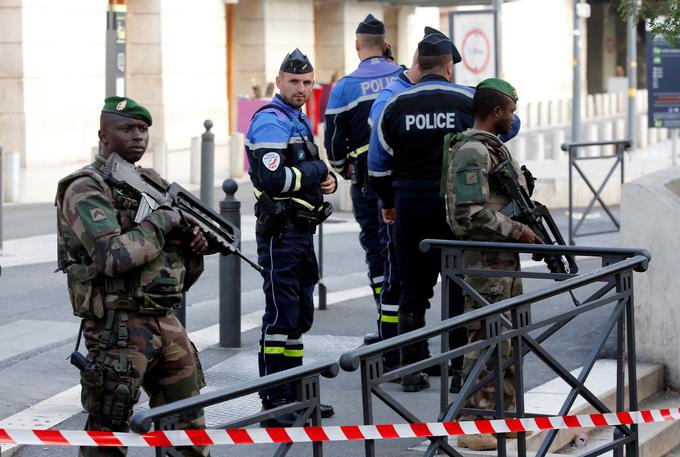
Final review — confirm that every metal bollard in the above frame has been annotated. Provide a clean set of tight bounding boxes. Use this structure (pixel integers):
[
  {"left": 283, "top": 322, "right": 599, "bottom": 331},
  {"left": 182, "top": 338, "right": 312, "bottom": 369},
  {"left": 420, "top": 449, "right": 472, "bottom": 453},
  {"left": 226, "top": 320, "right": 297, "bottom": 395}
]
[
  {"left": 317, "top": 222, "right": 327, "bottom": 310},
  {"left": 219, "top": 179, "right": 241, "bottom": 348},
  {"left": 229, "top": 132, "right": 245, "bottom": 178},
  {"left": 152, "top": 142, "right": 167, "bottom": 178},
  {"left": 201, "top": 120, "right": 215, "bottom": 208},
  {"left": 4, "top": 150, "right": 20, "bottom": 203}
]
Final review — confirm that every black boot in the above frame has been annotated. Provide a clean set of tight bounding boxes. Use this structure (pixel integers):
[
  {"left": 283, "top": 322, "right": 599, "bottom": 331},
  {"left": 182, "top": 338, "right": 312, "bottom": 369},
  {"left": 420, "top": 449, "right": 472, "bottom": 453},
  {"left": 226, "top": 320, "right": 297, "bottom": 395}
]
[
  {"left": 398, "top": 311, "right": 430, "bottom": 392},
  {"left": 260, "top": 398, "right": 310, "bottom": 427},
  {"left": 363, "top": 332, "right": 381, "bottom": 345},
  {"left": 319, "top": 403, "right": 335, "bottom": 418}
]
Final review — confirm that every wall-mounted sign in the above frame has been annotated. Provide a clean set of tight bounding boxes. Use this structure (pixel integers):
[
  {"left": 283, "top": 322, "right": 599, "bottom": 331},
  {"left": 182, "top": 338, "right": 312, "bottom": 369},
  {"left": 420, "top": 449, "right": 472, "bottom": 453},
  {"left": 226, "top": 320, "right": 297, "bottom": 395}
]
[
  {"left": 449, "top": 10, "right": 497, "bottom": 87},
  {"left": 647, "top": 24, "right": 680, "bottom": 128}
]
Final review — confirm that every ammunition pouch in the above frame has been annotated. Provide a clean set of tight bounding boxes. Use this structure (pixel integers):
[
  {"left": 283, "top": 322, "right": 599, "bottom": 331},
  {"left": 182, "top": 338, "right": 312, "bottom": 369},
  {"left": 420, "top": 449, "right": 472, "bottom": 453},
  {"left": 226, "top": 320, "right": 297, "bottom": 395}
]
[
  {"left": 65, "top": 263, "right": 105, "bottom": 319},
  {"left": 139, "top": 276, "right": 182, "bottom": 314}
]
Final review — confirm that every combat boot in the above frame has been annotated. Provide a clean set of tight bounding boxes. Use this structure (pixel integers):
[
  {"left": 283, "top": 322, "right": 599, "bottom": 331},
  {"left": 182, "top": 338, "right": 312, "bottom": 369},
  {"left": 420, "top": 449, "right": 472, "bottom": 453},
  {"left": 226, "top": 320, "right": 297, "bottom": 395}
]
[
  {"left": 398, "top": 311, "right": 430, "bottom": 392},
  {"left": 458, "top": 433, "right": 497, "bottom": 450},
  {"left": 449, "top": 368, "right": 462, "bottom": 393}
]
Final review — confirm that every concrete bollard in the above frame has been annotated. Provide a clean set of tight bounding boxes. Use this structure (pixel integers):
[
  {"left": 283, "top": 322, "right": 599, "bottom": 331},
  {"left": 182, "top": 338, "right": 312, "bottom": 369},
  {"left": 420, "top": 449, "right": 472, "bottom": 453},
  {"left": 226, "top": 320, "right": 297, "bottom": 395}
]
[
  {"left": 219, "top": 179, "right": 242, "bottom": 348},
  {"left": 548, "top": 100, "right": 560, "bottom": 126},
  {"left": 550, "top": 129, "right": 567, "bottom": 160},
  {"left": 201, "top": 120, "right": 215, "bottom": 208},
  {"left": 594, "top": 94, "right": 604, "bottom": 117},
  {"left": 585, "top": 123, "right": 601, "bottom": 157},
  {"left": 526, "top": 133, "right": 545, "bottom": 161},
  {"left": 648, "top": 125, "right": 659, "bottom": 145},
  {"left": 516, "top": 101, "right": 528, "bottom": 128},
  {"left": 190, "top": 136, "right": 201, "bottom": 184},
  {"left": 659, "top": 128, "right": 669, "bottom": 142},
  {"left": 608, "top": 93, "right": 618, "bottom": 116},
  {"left": 637, "top": 114, "right": 649, "bottom": 149},
  {"left": 560, "top": 98, "right": 571, "bottom": 126},
  {"left": 616, "top": 93, "right": 626, "bottom": 114},
  {"left": 91, "top": 144, "right": 100, "bottom": 162},
  {"left": 527, "top": 102, "right": 539, "bottom": 129},
  {"left": 230, "top": 132, "right": 245, "bottom": 178},
  {"left": 615, "top": 118, "right": 626, "bottom": 140},
  {"left": 3, "top": 150, "right": 20, "bottom": 203},
  {"left": 586, "top": 94, "right": 595, "bottom": 119},
  {"left": 152, "top": 142, "right": 167, "bottom": 178},
  {"left": 600, "top": 120, "right": 614, "bottom": 155},
  {"left": 539, "top": 101, "right": 551, "bottom": 127},
  {"left": 601, "top": 94, "right": 611, "bottom": 117},
  {"left": 510, "top": 134, "right": 527, "bottom": 162}
]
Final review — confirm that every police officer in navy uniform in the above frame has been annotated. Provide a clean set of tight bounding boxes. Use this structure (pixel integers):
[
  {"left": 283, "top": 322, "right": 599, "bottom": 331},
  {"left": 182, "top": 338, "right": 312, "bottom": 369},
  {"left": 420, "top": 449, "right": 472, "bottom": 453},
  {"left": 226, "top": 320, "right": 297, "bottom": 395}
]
[
  {"left": 246, "top": 49, "right": 337, "bottom": 426},
  {"left": 370, "top": 30, "right": 478, "bottom": 393},
  {"left": 324, "top": 14, "right": 403, "bottom": 347}
]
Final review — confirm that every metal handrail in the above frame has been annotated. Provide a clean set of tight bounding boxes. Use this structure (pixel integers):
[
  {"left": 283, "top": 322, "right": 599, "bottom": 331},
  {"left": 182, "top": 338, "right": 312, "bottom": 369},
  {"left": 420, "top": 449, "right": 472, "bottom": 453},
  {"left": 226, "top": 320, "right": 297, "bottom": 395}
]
[
  {"left": 340, "top": 252, "right": 647, "bottom": 372},
  {"left": 561, "top": 140, "right": 632, "bottom": 149},
  {"left": 130, "top": 359, "right": 338, "bottom": 433},
  {"left": 420, "top": 239, "right": 649, "bottom": 262},
  {"left": 340, "top": 240, "right": 648, "bottom": 457}
]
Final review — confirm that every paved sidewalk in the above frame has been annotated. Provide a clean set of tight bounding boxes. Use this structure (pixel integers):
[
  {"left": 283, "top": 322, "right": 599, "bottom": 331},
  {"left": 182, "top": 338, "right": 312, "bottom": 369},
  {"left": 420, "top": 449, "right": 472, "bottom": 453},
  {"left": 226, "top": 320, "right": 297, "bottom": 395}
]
[{"left": 3, "top": 138, "right": 677, "bottom": 205}]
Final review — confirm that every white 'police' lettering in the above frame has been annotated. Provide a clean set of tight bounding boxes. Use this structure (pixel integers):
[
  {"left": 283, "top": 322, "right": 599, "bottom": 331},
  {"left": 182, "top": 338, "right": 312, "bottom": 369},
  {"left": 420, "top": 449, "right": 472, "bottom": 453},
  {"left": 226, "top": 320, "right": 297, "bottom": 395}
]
[
  {"left": 360, "top": 76, "right": 398, "bottom": 96},
  {"left": 404, "top": 113, "right": 456, "bottom": 131}
]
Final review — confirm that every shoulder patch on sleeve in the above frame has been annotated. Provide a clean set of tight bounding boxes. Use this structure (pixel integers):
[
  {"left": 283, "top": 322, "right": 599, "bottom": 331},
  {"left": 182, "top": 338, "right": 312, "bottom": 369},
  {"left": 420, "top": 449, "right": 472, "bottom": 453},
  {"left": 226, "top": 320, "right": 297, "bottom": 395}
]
[
  {"left": 262, "top": 152, "right": 281, "bottom": 171},
  {"left": 75, "top": 196, "right": 119, "bottom": 238}
]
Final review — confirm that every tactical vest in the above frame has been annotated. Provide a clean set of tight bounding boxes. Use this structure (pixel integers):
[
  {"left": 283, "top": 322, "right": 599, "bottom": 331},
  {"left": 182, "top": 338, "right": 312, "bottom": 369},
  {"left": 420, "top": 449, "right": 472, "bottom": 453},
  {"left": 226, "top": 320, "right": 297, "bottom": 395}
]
[
  {"left": 56, "top": 163, "right": 187, "bottom": 319},
  {"left": 444, "top": 131, "right": 528, "bottom": 239}
]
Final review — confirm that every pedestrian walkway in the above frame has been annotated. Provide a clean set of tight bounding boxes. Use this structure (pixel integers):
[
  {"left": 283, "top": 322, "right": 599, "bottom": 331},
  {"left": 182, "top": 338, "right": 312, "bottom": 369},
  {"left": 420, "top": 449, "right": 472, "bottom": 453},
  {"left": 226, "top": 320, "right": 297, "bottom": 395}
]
[{"left": 3, "top": 138, "right": 677, "bottom": 206}]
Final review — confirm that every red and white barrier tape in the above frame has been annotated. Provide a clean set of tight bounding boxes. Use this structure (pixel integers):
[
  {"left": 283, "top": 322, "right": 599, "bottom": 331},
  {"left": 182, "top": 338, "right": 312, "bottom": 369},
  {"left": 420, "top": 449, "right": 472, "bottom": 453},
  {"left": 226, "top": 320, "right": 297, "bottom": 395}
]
[{"left": 1, "top": 408, "right": 679, "bottom": 448}]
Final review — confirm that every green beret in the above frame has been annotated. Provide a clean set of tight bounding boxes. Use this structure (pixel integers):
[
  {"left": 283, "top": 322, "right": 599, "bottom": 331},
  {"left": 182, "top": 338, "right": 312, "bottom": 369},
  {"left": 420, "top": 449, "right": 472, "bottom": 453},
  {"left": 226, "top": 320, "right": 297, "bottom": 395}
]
[
  {"left": 101, "top": 96, "right": 153, "bottom": 126},
  {"left": 476, "top": 78, "right": 518, "bottom": 102}
]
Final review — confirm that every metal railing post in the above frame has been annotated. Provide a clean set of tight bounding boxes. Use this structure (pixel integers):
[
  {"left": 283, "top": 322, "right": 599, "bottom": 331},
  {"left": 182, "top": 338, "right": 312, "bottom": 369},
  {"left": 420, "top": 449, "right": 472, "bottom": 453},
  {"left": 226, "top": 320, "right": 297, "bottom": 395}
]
[
  {"left": 317, "top": 223, "right": 327, "bottom": 310},
  {"left": 201, "top": 120, "right": 215, "bottom": 208},
  {"left": 219, "top": 178, "right": 241, "bottom": 348}
]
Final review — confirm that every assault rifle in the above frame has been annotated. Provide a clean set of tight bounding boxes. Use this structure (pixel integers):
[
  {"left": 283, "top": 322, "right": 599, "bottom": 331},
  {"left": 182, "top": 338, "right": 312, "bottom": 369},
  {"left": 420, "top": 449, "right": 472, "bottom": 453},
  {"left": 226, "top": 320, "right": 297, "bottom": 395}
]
[
  {"left": 103, "top": 153, "right": 263, "bottom": 273},
  {"left": 489, "top": 160, "right": 578, "bottom": 275}
]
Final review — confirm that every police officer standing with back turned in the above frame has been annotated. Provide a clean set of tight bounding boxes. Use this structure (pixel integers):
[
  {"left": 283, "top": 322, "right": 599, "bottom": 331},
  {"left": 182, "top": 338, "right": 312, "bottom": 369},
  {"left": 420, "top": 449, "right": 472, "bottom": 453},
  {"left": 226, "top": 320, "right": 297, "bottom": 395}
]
[
  {"left": 246, "top": 49, "right": 337, "bottom": 427},
  {"left": 324, "top": 14, "right": 403, "bottom": 346},
  {"left": 56, "top": 96, "right": 210, "bottom": 457},
  {"left": 371, "top": 30, "right": 475, "bottom": 393}
]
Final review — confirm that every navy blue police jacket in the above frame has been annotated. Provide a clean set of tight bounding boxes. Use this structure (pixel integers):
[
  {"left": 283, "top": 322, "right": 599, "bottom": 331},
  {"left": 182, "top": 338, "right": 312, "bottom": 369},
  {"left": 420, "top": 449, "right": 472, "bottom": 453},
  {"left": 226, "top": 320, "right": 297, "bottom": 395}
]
[
  {"left": 324, "top": 56, "right": 403, "bottom": 176},
  {"left": 246, "top": 94, "right": 328, "bottom": 214},
  {"left": 371, "top": 74, "right": 520, "bottom": 208},
  {"left": 373, "top": 74, "right": 476, "bottom": 208}
]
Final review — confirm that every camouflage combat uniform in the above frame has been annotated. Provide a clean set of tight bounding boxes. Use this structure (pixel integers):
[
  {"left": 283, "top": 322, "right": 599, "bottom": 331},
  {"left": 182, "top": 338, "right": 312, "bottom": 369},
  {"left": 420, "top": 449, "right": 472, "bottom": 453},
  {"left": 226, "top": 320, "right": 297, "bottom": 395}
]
[
  {"left": 56, "top": 153, "right": 208, "bottom": 457},
  {"left": 444, "top": 129, "right": 529, "bottom": 415}
]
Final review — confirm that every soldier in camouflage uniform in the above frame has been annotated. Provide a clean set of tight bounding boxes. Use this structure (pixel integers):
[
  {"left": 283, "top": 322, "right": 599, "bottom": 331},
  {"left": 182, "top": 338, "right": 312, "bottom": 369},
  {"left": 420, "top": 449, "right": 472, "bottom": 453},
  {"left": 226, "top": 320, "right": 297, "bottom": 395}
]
[
  {"left": 56, "top": 96, "right": 211, "bottom": 457},
  {"left": 444, "top": 79, "right": 542, "bottom": 451}
]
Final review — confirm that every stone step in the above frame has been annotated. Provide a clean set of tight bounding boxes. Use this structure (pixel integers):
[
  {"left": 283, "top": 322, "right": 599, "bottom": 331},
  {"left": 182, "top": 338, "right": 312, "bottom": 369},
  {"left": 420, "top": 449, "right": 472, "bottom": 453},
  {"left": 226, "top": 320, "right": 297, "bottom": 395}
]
[
  {"left": 409, "top": 359, "right": 664, "bottom": 456},
  {"left": 506, "top": 359, "right": 664, "bottom": 453},
  {"left": 554, "top": 391, "right": 680, "bottom": 456}
]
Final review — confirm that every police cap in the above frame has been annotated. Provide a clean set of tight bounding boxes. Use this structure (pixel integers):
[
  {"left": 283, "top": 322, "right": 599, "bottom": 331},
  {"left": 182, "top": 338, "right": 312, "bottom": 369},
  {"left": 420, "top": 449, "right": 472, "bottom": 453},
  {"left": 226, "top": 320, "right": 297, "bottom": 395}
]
[
  {"left": 477, "top": 78, "right": 519, "bottom": 102},
  {"left": 279, "top": 48, "right": 314, "bottom": 74},
  {"left": 101, "top": 96, "right": 153, "bottom": 126},
  {"left": 422, "top": 26, "right": 462, "bottom": 64},
  {"left": 356, "top": 13, "right": 385, "bottom": 35}
]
